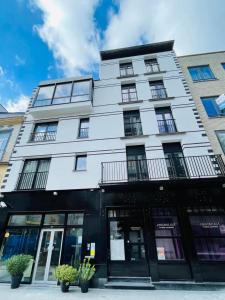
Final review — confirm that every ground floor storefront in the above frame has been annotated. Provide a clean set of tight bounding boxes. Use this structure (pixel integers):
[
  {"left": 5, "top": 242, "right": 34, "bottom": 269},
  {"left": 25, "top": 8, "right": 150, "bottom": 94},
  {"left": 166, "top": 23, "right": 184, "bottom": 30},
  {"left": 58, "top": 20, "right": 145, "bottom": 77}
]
[{"left": 0, "top": 179, "right": 225, "bottom": 287}]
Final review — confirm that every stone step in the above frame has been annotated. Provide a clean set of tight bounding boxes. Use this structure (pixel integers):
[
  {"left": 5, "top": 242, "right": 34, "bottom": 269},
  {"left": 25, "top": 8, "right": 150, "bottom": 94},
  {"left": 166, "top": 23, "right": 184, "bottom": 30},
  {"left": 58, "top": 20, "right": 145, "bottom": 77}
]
[
  {"left": 105, "top": 281, "right": 155, "bottom": 290},
  {"left": 153, "top": 281, "right": 225, "bottom": 291}
]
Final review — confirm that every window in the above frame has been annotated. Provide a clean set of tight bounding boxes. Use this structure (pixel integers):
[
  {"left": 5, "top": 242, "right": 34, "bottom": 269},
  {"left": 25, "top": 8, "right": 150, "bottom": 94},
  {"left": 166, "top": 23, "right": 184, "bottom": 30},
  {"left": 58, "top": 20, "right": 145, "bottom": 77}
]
[
  {"left": 121, "top": 84, "right": 137, "bottom": 102},
  {"left": 153, "top": 208, "right": 185, "bottom": 260},
  {"left": 43, "top": 214, "right": 65, "bottom": 226},
  {"left": 155, "top": 107, "right": 176, "bottom": 133},
  {"left": 0, "top": 130, "right": 11, "bottom": 160},
  {"left": 145, "top": 58, "right": 160, "bottom": 73},
  {"left": 120, "top": 62, "right": 134, "bottom": 77},
  {"left": 123, "top": 110, "right": 142, "bottom": 136},
  {"left": 17, "top": 159, "right": 50, "bottom": 190},
  {"left": 150, "top": 80, "right": 167, "bottom": 99},
  {"left": 216, "top": 131, "right": 225, "bottom": 154},
  {"left": 31, "top": 122, "right": 58, "bottom": 142},
  {"left": 201, "top": 96, "right": 225, "bottom": 117},
  {"left": 188, "top": 207, "right": 225, "bottom": 261},
  {"left": 221, "top": 63, "right": 225, "bottom": 70},
  {"left": 72, "top": 81, "right": 90, "bottom": 102},
  {"left": 75, "top": 155, "right": 87, "bottom": 171},
  {"left": 52, "top": 82, "right": 72, "bottom": 105},
  {"left": 8, "top": 215, "right": 42, "bottom": 226},
  {"left": 188, "top": 65, "right": 216, "bottom": 81},
  {"left": 78, "top": 118, "right": 89, "bottom": 138},
  {"left": 34, "top": 85, "right": 55, "bottom": 107}
]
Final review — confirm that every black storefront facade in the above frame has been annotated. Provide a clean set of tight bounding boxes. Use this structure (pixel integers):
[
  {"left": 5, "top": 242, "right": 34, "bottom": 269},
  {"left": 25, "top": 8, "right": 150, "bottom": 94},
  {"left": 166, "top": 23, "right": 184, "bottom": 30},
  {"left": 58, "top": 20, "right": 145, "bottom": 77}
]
[{"left": 1, "top": 177, "right": 225, "bottom": 287}]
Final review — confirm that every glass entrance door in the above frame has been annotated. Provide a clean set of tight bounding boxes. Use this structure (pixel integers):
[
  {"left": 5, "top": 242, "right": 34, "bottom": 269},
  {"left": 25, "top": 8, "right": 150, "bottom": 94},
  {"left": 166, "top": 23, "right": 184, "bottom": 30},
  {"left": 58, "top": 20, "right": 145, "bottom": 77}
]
[{"left": 33, "top": 229, "right": 63, "bottom": 282}]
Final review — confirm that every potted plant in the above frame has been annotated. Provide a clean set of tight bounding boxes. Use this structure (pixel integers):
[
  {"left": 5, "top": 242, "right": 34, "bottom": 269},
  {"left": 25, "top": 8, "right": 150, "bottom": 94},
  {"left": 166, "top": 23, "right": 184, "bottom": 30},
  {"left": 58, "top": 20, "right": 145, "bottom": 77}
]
[
  {"left": 78, "top": 258, "right": 96, "bottom": 293},
  {"left": 55, "top": 264, "right": 78, "bottom": 292},
  {"left": 6, "top": 254, "right": 32, "bottom": 289}
]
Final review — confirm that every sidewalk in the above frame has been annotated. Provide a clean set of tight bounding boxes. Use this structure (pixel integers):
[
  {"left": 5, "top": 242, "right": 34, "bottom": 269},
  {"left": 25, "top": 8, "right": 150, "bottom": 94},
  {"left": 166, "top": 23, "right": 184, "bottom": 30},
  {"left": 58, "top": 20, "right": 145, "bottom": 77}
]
[{"left": 1, "top": 284, "right": 225, "bottom": 300}]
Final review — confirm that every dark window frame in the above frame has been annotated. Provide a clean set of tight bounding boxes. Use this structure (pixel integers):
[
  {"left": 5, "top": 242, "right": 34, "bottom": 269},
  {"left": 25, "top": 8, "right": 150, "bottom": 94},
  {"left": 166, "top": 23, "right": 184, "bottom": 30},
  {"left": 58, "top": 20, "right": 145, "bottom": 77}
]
[
  {"left": 78, "top": 118, "right": 89, "bottom": 139},
  {"left": 121, "top": 83, "right": 138, "bottom": 102},
  {"left": 30, "top": 122, "right": 58, "bottom": 142},
  {"left": 145, "top": 58, "right": 160, "bottom": 73},
  {"left": 123, "top": 110, "right": 143, "bottom": 137},
  {"left": 119, "top": 62, "right": 134, "bottom": 77},
  {"left": 75, "top": 155, "right": 87, "bottom": 171},
  {"left": 216, "top": 130, "right": 225, "bottom": 154}
]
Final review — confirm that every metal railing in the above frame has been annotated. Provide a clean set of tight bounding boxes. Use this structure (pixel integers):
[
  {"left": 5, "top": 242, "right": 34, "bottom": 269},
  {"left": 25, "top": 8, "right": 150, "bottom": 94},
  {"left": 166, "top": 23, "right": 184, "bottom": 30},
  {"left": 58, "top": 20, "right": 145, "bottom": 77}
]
[
  {"left": 17, "top": 171, "right": 49, "bottom": 190},
  {"left": 124, "top": 121, "right": 143, "bottom": 136},
  {"left": 151, "top": 87, "right": 167, "bottom": 99},
  {"left": 157, "top": 119, "right": 177, "bottom": 133},
  {"left": 122, "top": 91, "right": 138, "bottom": 102},
  {"left": 78, "top": 127, "right": 89, "bottom": 138},
  {"left": 101, "top": 155, "right": 225, "bottom": 184},
  {"left": 30, "top": 131, "right": 57, "bottom": 142},
  {"left": 146, "top": 63, "right": 160, "bottom": 73}
]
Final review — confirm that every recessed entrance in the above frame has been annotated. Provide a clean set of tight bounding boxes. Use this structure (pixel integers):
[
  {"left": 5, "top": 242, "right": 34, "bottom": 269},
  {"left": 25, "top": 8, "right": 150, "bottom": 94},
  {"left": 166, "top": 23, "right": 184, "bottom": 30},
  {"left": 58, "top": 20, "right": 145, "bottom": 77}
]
[{"left": 33, "top": 228, "right": 63, "bottom": 283}]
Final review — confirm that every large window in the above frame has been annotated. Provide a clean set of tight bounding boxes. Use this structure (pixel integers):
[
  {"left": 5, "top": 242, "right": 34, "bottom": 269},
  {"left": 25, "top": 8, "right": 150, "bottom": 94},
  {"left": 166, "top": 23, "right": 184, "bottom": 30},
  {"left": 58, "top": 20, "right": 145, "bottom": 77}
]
[
  {"left": 17, "top": 159, "right": 50, "bottom": 190},
  {"left": 145, "top": 58, "right": 160, "bottom": 73},
  {"left": 119, "top": 62, "right": 134, "bottom": 77},
  {"left": 123, "top": 110, "right": 142, "bottom": 136},
  {"left": 188, "top": 65, "right": 216, "bottom": 81},
  {"left": 78, "top": 118, "right": 89, "bottom": 138},
  {"left": 33, "top": 80, "right": 91, "bottom": 107},
  {"left": 0, "top": 130, "right": 11, "bottom": 160},
  {"left": 216, "top": 131, "right": 225, "bottom": 154},
  {"left": 155, "top": 107, "right": 177, "bottom": 133},
  {"left": 153, "top": 208, "right": 185, "bottom": 260},
  {"left": 30, "top": 122, "right": 58, "bottom": 142},
  {"left": 201, "top": 96, "right": 225, "bottom": 117},
  {"left": 150, "top": 80, "right": 167, "bottom": 99},
  {"left": 188, "top": 207, "right": 225, "bottom": 261},
  {"left": 121, "top": 84, "right": 137, "bottom": 102}
]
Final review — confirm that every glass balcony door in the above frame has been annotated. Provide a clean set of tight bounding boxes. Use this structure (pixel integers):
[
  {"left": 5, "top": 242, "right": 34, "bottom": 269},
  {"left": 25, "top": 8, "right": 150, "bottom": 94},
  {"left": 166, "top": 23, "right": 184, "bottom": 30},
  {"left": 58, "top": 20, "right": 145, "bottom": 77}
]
[{"left": 33, "top": 229, "right": 63, "bottom": 283}]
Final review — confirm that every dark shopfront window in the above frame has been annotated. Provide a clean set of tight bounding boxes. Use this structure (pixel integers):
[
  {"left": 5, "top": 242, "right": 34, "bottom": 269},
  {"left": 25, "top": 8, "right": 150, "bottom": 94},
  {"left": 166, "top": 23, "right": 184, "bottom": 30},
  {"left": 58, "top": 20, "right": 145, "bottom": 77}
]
[
  {"left": 0, "top": 212, "right": 84, "bottom": 283},
  {"left": 153, "top": 208, "right": 185, "bottom": 261},
  {"left": 188, "top": 207, "right": 225, "bottom": 261}
]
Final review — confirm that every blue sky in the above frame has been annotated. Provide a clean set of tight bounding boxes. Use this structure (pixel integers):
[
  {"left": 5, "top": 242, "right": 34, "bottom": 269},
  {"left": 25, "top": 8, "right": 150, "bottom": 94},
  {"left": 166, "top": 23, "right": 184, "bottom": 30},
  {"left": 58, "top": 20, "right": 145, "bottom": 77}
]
[{"left": 0, "top": 0, "right": 225, "bottom": 112}]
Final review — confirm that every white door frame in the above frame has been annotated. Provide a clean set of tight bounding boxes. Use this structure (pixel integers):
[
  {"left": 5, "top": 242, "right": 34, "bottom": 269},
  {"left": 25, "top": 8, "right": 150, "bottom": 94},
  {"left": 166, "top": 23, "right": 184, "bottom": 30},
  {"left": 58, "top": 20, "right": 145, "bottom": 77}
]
[{"left": 33, "top": 228, "right": 64, "bottom": 283}]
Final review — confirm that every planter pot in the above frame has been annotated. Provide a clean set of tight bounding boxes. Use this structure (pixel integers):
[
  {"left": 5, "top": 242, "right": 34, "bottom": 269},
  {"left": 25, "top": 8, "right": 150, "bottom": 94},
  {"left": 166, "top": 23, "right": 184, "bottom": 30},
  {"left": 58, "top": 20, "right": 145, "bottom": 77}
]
[
  {"left": 80, "top": 280, "right": 89, "bottom": 293},
  {"left": 11, "top": 274, "right": 23, "bottom": 289},
  {"left": 60, "top": 282, "right": 70, "bottom": 293}
]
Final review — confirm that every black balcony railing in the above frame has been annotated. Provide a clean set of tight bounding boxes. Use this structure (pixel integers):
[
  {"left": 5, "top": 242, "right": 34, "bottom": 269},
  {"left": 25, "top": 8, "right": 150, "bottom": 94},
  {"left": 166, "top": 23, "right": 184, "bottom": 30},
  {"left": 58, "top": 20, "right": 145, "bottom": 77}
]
[
  {"left": 78, "top": 127, "right": 89, "bottom": 138},
  {"left": 124, "top": 121, "right": 143, "bottom": 136},
  {"left": 146, "top": 63, "right": 160, "bottom": 73},
  {"left": 17, "top": 171, "right": 49, "bottom": 190},
  {"left": 157, "top": 119, "right": 177, "bottom": 133},
  {"left": 101, "top": 155, "right": 225, "bottom": 184},
  {"left": 122, "top": 92, "right": 138, "bottom": 102},
  {"left": 30, "top": 131, "right": 57, "bottom": 142},
  {"left": 151, "top": 87, "right": 167, "bottom": 99}
]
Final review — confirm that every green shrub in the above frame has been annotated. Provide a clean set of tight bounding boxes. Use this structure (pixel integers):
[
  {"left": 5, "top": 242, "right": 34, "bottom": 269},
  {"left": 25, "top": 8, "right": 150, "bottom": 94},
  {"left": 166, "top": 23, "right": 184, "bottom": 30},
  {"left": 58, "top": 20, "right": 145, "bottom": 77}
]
[
  {"left": 55, "top": 265, "right": 78, "bottom": 284},
  {"left": 78, "top": 258, "right": 96, "bottom": 282},
  {"left": 6, "top": 254, "right": 33, "bottom": 276}
]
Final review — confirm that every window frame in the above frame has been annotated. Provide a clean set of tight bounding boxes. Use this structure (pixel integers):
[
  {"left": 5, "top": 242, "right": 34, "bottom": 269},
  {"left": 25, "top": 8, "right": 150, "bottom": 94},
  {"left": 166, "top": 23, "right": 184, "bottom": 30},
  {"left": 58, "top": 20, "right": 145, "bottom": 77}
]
[
  {"left": 0, "top": 129, "right": 12, "bottom": 160},
  {"left": 188, "top": 65, "right": 216, "bottom": 82},
  {"left": 201, "top": 95, "right": 225, "bottom": 117},
  {"left": 216, "top": 130, "right": 225, "bottom": 154},
  {"left": 75, "top": 155, "right": 87, "bottom": 171},
  {"left": 30, "top": 122, "right": 58, "bottom": 142},
  {"left": 119, "top": 62, "right": 134, "bottom": 77},
  {"left": 78, "top": 118, "right": 89, "bottom": 139},
  {"left": 145, "top": 58, "right": 160, "bottom": 73},
  {"left": 121, "top": 83, "right": 138, "bottom": 102}
]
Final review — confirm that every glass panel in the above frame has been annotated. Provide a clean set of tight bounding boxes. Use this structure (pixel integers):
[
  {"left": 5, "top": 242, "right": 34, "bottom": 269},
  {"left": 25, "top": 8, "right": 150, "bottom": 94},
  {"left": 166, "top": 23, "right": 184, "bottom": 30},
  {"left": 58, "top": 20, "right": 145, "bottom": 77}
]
[
  {"left": 188, "top": 66, "right": 215, "bottom": 81},
  {"left": 189, "top": 215, "right": 225, "bottom": 236},
  {"left": 130, "top": 244, "right": 145, "bottom": 261},
  {"left": 35, "top": 231, "right": 51, "bottom": 281},
  {"left": 63, "top": 228, "right": 83, "bottom": 266},
  {"left": 54, "top": 83, "right": 72, "bottom": 98},
  {"left": 110, "top": 221, "right": 125, "bottom": 260},
  {"left": 72, "top": 81, "right": 90, "bottom": 96},
  {"left": 153, "top": 215, "right": 181, "bottom": 236},
  {"left": 23, "top": 160, "right": 38, "bottom": 173},
  {"left": 217, "top": 131, "right": 225, "bottom": 154},
  {"left": 8, "top": 215, "right": 42, "bottom": 226},
  {"left": 48, "top": 231, "right": 63, "bottom": 281},
  {"left": 36, "top": 85, "right": 55, "bottom": 100},
  {"left": 44, "top": 214, "right": 65, "bottom": 226},
  {"left": 201, "top": 97, "right": 221, "bottom": 117},
  {"left": 0, "top": 130, "right": 11, "bottom": 160},
  {"left": 76, "top": 156, "right": 87, "bottom": 170},
  {"left": 129, "top": 226, "right": 144, "bottom": 243},
  {"left": 52, "top": 97, "right": 70, "bottom": 105},
  {"left": 156, "top": 238, "right": 185, "bottom": 260},
  {"left": 194, "top": 238, "right": 225, "bottom": 261},
  {"left": 71, "top": 95, "right": 89, "bottom": 102},
  {"left": 67, "top": 213, "right": 84, "bottom": 226},
  {"left": 0, "top": 228, "right": 39, "bottom": 282}
]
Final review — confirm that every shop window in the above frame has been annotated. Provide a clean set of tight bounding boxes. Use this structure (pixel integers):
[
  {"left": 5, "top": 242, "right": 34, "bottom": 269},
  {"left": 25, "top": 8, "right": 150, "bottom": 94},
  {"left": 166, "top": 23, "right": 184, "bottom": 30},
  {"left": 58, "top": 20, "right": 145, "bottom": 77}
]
[
  {"left": 0, "top": 228, "right": 39, "bottom": 282},
  {"left": 152, "top": 208, "right": 185, "bottom": 260},
  {"left": 43, "top": 214, "right": 65, "bottom": 226},
  {"left": 8, "top": 215, "right": 42, "bottom": 226},
  {"left": 189, "top": 211, "right": 225, "bottom": 261}
]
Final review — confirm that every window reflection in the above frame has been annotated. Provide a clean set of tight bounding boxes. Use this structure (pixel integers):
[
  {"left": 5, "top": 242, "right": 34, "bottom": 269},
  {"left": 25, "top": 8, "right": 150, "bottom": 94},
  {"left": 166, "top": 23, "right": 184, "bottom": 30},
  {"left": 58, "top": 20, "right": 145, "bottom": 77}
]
[{"left": 63, "top": 228, "right": 83, "bottom": 266}]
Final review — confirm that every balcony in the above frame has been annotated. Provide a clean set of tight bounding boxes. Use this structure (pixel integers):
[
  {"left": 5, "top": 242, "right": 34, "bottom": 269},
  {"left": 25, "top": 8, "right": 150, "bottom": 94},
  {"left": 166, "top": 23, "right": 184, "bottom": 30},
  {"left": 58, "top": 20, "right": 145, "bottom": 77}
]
[
  {"left": 157, "top": 119, "right": 177, "bottom": 134},
  {"left": 124, "top": 121, "right": 143, "bottom": 136},
  {"left": 17, "top": 171, "right": 49, "bottom": 190},
  {"left": 101, "top": 155, "right": 225, "bottom": 184},
  {"left": 30, "top": 131, "right": 57, "bottom": 142},
  {"left": 151, "top": 87, "right": 168, "bottom": 100}
]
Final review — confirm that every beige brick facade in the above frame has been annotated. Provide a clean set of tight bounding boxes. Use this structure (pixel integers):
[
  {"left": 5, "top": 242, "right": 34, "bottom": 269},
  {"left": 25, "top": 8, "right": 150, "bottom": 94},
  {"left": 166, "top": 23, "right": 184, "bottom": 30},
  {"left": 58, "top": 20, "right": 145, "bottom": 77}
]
[{"left": 178, "top": 51, "right": 225, "bottom": 161}]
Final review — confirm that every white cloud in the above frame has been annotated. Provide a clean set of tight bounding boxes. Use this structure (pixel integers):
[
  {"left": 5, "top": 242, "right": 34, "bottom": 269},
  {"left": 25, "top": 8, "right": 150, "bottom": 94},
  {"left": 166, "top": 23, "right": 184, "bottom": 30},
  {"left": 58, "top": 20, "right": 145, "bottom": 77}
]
[
  {"left": 31, "top": 0, "right": 101, "bottom": 76},
  {"left": 5, "top": 95, "right": 29, "bottom": 112},
  {"left": 104, "top": 0, "right": 225, "bottom": 55},
  {"left": 15, "top": 54, "right": 26, "bottom": 66},
  {"left": 0, "top": 66, "right": 4, "bottom": 77}
]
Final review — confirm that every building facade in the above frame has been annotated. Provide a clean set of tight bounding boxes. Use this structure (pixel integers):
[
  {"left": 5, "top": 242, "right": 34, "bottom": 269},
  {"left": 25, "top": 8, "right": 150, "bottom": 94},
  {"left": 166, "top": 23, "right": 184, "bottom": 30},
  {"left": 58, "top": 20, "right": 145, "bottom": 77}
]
[
  {"left": 0, "top": 105, "right": 24, "bottom": 189},
  {"left": 0, "top": 41, "right": 225, "bottom": 287},
  {"left": 179, "top": 51, "right": 225, "bottom": 162}
]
